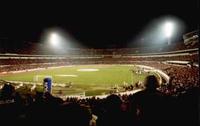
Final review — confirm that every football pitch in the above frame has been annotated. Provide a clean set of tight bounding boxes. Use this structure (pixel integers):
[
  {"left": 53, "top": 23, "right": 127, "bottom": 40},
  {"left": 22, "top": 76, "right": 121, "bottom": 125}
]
[{"left": 0, "top": 65, "right": 150, "bottom": 96}]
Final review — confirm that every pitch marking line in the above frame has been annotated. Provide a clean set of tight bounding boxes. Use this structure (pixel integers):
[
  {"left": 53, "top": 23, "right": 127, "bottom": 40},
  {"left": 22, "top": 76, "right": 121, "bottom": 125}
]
[
  {"left": 77, "top": 69, "right": 99, "bottom": 72},
  {"left": 55, "top": 75, "right": 78, "bottom": 77}
]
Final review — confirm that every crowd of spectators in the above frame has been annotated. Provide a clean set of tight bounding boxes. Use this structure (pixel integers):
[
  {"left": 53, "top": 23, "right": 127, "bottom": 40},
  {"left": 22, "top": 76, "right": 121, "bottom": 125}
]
[
  {"left": 0, "top": 74, "right": 199, "bottom": 126},
  {"left": 159, "top": 65, "right": 199, "bottom": 96},
  {"left": 0, "top": 51, "right": 198, "bottom": 73}
]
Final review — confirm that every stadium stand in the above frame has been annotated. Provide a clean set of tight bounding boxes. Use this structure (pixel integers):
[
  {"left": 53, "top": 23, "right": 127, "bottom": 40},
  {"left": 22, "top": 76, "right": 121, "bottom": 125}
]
[{"left": 0, "top": 35, "right": 199, "bottom": 125}]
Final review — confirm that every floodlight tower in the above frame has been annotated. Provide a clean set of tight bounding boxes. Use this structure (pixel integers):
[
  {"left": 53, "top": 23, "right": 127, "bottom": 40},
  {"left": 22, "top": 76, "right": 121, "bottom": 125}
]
[{"left": 164, "top": 22, "right": 174, "bottom": 45}]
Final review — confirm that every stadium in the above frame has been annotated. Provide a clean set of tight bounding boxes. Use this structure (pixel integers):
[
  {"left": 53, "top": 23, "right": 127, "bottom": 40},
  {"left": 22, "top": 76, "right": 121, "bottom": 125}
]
[
  {"left": 0, "top": 31, "right": 199, "bottom": 124},
  {"left": 0, "top": 30, "right": 199, "bottom": 96},
  {"left": 0, "top": 2, "right": 199, "bottom": 126},
  {"left": 0, "top": 38, "right": 198, "bottom": 95}
]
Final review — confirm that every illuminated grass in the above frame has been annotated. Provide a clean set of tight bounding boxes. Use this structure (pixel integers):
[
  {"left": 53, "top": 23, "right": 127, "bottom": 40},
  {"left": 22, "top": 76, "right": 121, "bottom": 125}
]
[{"left": 0, "top": 65, "right": 149, "bottom": 96}]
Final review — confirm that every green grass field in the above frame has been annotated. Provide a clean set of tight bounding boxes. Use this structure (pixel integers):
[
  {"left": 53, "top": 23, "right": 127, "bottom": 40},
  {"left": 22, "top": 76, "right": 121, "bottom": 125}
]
[{"left": 0, "top": 65, "right": 150, "bottom": 96}]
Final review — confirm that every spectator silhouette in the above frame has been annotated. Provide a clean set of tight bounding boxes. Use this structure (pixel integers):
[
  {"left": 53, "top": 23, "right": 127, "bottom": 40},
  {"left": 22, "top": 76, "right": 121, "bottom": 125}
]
[
  {"left": 97, "top": 94, "right": 130, "bottom": 126},
  {"left": 130, "top": 75, "right": 167, "bottom": 126},
  {"left": 57, "top": 102, "right": 92, "bottom": 126},
  {"left": 26, "top": 91, "right": 64, "bottom": 125},
  {"left": 0, "top": 83, "right": 15, "bottom": 101},
  {"left": 0, "top": 84, "right": 19, "bottom": 125}
]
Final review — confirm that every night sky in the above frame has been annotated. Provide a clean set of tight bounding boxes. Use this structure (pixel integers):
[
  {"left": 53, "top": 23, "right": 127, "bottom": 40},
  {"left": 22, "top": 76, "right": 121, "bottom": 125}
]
[{"left": 0, "top": 1, "right": 199, "bottom": 48}]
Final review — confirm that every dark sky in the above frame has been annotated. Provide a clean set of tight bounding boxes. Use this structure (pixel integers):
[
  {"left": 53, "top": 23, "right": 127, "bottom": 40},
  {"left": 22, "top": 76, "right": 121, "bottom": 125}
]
[{"left": 0, "top": 1, "right": 199, "bottom": 48}]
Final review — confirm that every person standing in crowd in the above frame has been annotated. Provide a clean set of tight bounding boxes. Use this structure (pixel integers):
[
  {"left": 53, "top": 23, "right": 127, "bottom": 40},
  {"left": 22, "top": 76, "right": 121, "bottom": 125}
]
[{"left": 129, "top": 75, "right": 168, "bottom": 126}]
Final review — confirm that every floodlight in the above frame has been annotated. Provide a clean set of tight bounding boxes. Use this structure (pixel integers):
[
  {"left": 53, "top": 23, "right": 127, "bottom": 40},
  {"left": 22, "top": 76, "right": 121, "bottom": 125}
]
[
  {"left": 164, "top": 22, "right": 174, "bottom": 38},
  {"left": 49, "top": 33, "right": 59, "bottom": 46}
]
